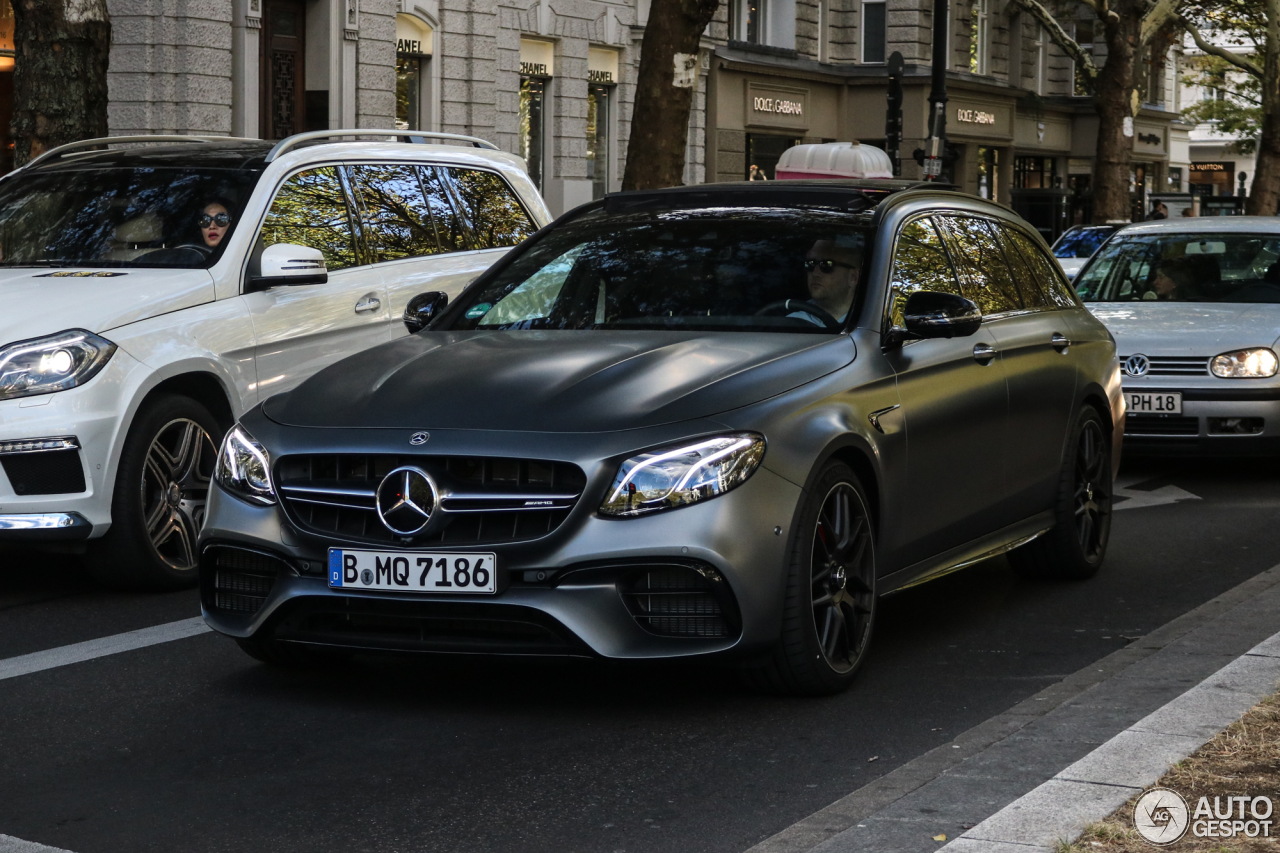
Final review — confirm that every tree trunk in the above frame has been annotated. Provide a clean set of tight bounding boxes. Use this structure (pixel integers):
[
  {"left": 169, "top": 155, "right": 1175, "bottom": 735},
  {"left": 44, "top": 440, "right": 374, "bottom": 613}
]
[
  {"left": 11, "top": 0, "right": 111, "bottom": 167},
  {"left": 621, "top": 0, "right": 719, "bottom": 191},
  {"left": 1091, "top": 9, "right": 1140, "bottom": 224},
  {"left": 1246, "top": 0, "right": 1280, "bottom": 215}
]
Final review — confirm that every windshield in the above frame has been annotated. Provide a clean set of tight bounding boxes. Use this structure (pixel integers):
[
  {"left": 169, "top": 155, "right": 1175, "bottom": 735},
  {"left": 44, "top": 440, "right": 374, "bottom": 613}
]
[
  {"left": 1075, "top": 234, "right": 1280, "bottom": 303},
  {"left": 0, "top": 166, "right": 262, "bottom": 269},
  {"left": 446, "top": 207, "right": 872, "bottom": 334},
  {"left": 1052, "top": 228, "right": 1112, "bottom": 259}
]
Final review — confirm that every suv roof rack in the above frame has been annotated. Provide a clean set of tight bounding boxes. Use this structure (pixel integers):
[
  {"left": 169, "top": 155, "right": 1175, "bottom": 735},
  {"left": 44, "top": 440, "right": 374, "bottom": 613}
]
[
  {"left": 23, "top": 134, "right": 238, "bottom": 170},
  {"left": 265, "top": 129, "right": 499, "bottom": 163}
]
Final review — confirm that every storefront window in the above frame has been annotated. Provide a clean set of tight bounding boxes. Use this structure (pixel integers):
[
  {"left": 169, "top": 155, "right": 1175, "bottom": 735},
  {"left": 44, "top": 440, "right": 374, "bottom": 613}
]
[
  {"left": 1189, "top": 162, "right": 1234, "bottom": 197},
  {"left": 0, "top": 0, "right": 12, "bottom": 174},
  {"left": 746, "top": 134, "right": 799, "bottom": 181},
  {"left": 1167, "top": 167, "right": 1183, "bottom": 192},
  {"left": 519, "top": 77, "right": 546, "bottom": 193},
  {"left": 1014, "top": 156, "right": 1056, "bottom": 189},
  {"left": 394, "top": 15, "right": 432, "bottom": 132},
  {"left": 587, "top": 84, "right": 611, "bottom": 200},
  {"left": 396, "top": 55, "right": 421, "bottom": 131},
  {"left": 976, "top": 147, "right": 998, "bottom": 200}
]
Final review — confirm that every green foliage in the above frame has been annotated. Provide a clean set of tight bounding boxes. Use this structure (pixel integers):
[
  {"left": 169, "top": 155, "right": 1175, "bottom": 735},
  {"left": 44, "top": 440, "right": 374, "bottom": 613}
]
[{"left": 1182, "top": 55, "right": 1262, "bottom": 154}]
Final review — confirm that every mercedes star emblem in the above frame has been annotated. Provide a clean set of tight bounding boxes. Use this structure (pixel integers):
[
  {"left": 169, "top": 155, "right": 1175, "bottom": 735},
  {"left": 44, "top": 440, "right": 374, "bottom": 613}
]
[
  {"left": 375, "top": 466, "right": 438, "bottom": 536},
  {"left": 409, "top": 431, "right": 430, "bottom": 446},
  {"left": 1124, "top": 354, "right": 1151, "bottom": 377}
]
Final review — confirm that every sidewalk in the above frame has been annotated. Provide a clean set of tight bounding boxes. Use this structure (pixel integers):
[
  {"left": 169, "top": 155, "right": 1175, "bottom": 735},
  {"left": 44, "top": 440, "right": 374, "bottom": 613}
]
[{"left": 747, "top": 561, "right": 1280, "bottom": 853}]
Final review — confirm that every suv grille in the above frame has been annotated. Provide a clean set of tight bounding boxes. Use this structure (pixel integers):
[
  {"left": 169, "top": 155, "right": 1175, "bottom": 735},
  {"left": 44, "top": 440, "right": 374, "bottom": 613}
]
[
  {"left": 1124, "top": 416, "right": 1199, "bottom": 436},
  {"left": 206, "top": 547, "right": 285, "bottom": 613},
  {"left": 276, "top": 454, "right": 587, "bottom": 547},
  {"left": 1123, "top": 356, "right": 1207, "bottom": 377},
  {"left": 620, "top": 563, "right": 740, "bottom": 639}
]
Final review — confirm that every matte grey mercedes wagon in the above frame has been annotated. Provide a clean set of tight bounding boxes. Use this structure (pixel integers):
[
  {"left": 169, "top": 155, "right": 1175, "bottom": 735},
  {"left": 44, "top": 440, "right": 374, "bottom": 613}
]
[{"left": 199, "top": 182, "right": 1124, "bottom": 695}]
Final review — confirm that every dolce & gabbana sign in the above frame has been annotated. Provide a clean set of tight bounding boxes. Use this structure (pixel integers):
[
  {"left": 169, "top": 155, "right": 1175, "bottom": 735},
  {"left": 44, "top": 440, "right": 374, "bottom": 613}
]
[
  {"left": 745, "top": 82, "right": 809, "bottom": 130},
  {"left": 957, "top": 108, "right": 995, "bottom": 125}
]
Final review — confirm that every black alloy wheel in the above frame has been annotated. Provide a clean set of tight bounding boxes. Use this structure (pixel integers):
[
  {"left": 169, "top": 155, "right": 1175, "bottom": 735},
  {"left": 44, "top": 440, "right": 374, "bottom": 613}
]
[
  {"left": 743, "top": 461, "right": 877, "bottom": 695},
  {"left": 90, "top": 395, "right": 225, "bottom": 590},
  {"left": 1010, "top": 406, "right": 1112, "bottom": 580}
]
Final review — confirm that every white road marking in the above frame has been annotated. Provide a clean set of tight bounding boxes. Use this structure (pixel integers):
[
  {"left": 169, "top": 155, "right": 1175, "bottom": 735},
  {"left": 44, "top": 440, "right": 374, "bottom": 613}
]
[
  {"left": 0, "top": 834, "right": 75, "bottom": 852},
  {"left": 0, "top": 617, "right": 210, "bottom": 682},
  {"left": 1113, "top": 477, "right": 1202, "bottom": 512}
]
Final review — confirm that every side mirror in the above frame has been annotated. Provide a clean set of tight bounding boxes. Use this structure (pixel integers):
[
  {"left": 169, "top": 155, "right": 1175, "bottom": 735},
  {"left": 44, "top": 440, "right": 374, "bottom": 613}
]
[
  {"left": 248, "top": 243, "right": 327, "bottom": 291},
  {"left": 884, "top": 291, "right": 982, "bottom": 349},
  {"left": 404, "top": 291, "right": 449, "bottom": 333}
]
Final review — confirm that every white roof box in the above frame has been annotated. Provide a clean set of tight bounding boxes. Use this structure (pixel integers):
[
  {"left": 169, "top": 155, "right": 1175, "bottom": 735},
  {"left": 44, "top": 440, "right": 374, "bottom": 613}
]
[{"left": 775, "top": 142, "right": 894, "bottom": 180}]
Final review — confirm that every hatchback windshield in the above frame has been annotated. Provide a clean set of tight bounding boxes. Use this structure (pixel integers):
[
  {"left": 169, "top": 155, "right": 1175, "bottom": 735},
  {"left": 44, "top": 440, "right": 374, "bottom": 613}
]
[
  {"left": 1052, "top": 227, "right": 1112, "bottom": 259},
  {"left": 1075, "top": 233, "right": 1280, "bottom": 303},
  {"left": 447, "top": 208, "right": 872, "bottom": 333},
  {"left": 0, "top": 167, "right": 261, "bottom": 269}
]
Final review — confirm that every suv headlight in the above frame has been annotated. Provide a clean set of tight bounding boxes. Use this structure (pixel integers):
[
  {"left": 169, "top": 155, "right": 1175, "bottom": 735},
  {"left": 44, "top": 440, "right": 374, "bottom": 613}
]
[
  {"left": 0, "top": 329, "right": 116, "bottom": 401},
  {"left": 1211, "top": 348, "right": 1279, "bottom": 379},
  {"left": 599, "top": 433, "right": 766, "bottom": 518},
  {"left": 214, "top": 425, "right": 276, "bottom": 505}
]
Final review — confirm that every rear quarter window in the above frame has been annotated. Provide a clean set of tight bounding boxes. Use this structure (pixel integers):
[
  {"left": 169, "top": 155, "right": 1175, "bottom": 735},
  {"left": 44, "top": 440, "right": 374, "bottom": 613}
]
[{"left": 444, "top": 168, "right": 536, "bottom": 250}]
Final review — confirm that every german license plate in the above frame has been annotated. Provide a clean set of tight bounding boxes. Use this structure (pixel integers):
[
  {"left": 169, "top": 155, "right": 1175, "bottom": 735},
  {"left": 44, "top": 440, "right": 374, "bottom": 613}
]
[
  {"left": 328, "top": 548, "right": 497, "bottom": 594},
  {"left": 1127, "top": 390, "right": 1182, "bottom": 415}
]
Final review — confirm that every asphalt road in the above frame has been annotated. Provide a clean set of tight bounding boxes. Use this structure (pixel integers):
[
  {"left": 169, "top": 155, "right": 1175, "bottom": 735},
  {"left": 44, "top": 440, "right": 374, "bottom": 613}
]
[{"left": 3, "top": 455, "right": 1280, "bottom": 853}]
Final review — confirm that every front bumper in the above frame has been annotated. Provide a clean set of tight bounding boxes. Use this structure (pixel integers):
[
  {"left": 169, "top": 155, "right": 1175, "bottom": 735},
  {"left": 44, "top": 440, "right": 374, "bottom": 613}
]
[
  {"left": 1122, "top": 389, "right": 1280, "bottom": 454},
  {"left": 199, "top": 445, "right": 802, "bottom": 661},
  {"left": 0, "top": 512, "right": 93, "bottom": 541}
]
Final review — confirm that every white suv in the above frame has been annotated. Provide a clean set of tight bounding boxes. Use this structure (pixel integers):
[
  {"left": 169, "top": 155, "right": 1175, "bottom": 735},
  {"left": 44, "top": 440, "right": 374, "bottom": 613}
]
[{"left": 0, "top": 130, "right": 549, "bottom": 588}]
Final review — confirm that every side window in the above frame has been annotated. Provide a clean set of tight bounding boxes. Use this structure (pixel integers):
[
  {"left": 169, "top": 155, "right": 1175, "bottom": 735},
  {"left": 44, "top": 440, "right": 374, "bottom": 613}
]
[
  {"left": 938, "top": 216, "right": 1023, "bottom": 315},
  {"left": 259, "top": 167, "right": 359, "bottom": 271},
  {"left": 444, "top": 168, "right": 536, "bottom": 249},
  {"left": 1008, "top": 228, "right": 1081, "bottom": 308},
  {"left": 418, "top": 166, "right": 469, "bottom": 252},
  {"left": 886, "top": 216, "right": 963, "bottom": 328},
  {"left": 349, "top": 164, "right": 451, "bottom": 262},
  {"left": 995, "top": 225, "right": 1051, "bottom": 309}
]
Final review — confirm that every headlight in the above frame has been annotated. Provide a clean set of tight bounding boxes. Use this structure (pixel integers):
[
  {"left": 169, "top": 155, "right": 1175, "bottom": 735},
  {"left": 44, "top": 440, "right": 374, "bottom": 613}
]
[
  {"left": 214, "top": 425, "right": 276, "bottom": 505},
  {"left": 1211, "top": 348, "right": 1279, "bottom": 379},
  {"left": 0, "top": 329, "right": 116, "bottom": 401},
  {"left": 599, "top": 433, "right": 766, "bottom": 518}
]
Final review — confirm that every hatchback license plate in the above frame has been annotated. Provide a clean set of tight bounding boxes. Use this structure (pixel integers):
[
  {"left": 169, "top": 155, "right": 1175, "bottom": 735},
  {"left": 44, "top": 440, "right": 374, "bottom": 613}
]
[
  {"left": 328, "top": 548, "right": 497, "bottom": 594},
  {"left": 1126, "top": 391, "right": 1182, "bottom": 415}
]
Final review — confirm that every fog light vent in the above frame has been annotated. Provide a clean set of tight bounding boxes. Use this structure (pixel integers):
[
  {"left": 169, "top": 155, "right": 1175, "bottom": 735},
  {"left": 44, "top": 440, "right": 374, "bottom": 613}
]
[
  {"left": 209, "top": 547, "right": 284, "bottom": 613},
  {"left": 620, "top": 563, "right": 739, "bottom": 639},
  {"left": 1208, "top": 417, "right": 1263, "bottom": 435}
]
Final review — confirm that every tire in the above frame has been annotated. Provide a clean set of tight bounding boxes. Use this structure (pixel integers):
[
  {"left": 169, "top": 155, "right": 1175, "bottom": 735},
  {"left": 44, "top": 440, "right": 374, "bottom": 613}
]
[
  {"left": 742, "top": 462, "right": 877, "bottom": 696},
  {"left": 89, "top": 394, "right": 225, "bottom": 590},
  {"left": 1009, "top": 406, "right": 1113, "bottom": 580}
]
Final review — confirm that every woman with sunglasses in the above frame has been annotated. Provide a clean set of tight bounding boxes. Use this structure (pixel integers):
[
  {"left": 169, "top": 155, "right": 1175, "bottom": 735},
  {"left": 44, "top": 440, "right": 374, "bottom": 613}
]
[{"left": 198, "top": 202, "right": 233, "bottom": 249}]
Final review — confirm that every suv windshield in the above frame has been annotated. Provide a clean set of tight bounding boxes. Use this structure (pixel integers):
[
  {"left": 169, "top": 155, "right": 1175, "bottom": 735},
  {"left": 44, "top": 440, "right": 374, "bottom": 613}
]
[
  {"left": 447, "top": 207, "right": 872, "bottom": 333},
  {"left": 1075, "top": 233, "right": 1280, "bottom": 303},
  {"left": 1052, "top": 227, "right": 1112, "bottom": 259},
  {"left": 0, "top": 166, "right": 261, "bottom": 269}
]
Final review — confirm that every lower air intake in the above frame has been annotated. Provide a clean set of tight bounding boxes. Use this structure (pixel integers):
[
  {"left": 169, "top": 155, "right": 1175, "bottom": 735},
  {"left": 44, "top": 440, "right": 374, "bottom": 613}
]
[
  {"left": 208, "top": 547, "right": 285, "bottom": 614},
  {"left": 620, "top": 563, "right": 739, "bottom": 639}
]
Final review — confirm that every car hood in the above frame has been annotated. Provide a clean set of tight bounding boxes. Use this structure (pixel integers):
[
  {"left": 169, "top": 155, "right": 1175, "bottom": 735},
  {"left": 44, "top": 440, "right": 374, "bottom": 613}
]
[
  {"left": 264, "top": 330, "right": 857, "bottom": 432},
  {"left": 1087, "top": 302, "right": 1280, "bottom": 354},
  {"left": 0, "top": 267, "right": 215, "bottom": 344}
]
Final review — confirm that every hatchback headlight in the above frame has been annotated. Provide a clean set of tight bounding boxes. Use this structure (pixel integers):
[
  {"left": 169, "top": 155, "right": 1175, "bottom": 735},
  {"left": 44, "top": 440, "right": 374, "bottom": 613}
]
[
  {"left": 214, "top": 425, "right": 276, "bottom": 505},
  {"left": 0, "top": 329, "right": 116, "bottom": 401},
  {"left": 599, "top": 433, "right": 766, "bottom": 518},
  {"left": 1211, "top": 348, "right": 1279, "bottom": 379}
]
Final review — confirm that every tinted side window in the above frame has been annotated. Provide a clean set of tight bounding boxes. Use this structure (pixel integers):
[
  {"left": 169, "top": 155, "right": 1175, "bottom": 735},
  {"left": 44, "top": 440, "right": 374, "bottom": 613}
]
[
  {"left": 995, "top": 224, "right": 1050, "bottom": 309},
  {"left": 418, "top": 166, "right": 469, "bottom": 252},
  {"left": 444, "top": 168, "right": 536, "bottom": 249},
  {"left": 349, "top": 164, "right": 452, "bottom": 262},
  {"left": 886, "top": 217, "right": 962, "bottom": 327},
  {"left": 259, "top": 167, "right": 358, "bottom": 271},
  {"left": 939, "top": 216, "right": 1022, "bottom": 315},
  {"left": 1008, "top": 228, "right": 1080, "bottom": 308}
]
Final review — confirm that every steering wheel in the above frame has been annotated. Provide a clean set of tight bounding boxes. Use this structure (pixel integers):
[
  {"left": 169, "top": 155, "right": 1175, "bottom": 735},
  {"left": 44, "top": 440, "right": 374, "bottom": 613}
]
[
  {"left": 172, "top": 243, "right": 213, "bottom": 257},
  {"left": 755, "top": 299, "right": 842, "bottom": 330}
]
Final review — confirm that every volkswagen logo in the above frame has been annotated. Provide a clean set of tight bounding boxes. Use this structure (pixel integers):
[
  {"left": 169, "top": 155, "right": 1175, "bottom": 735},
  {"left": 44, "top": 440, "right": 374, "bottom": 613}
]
[
  {"left": 375, "top": 466, "right": 438, "bottom": 536},
  {"left": 1125, "top": 354, "right": 1151, "bottom": 377},
  {"left": 408, "top": 431, "right": 430, "bottom": 446}
]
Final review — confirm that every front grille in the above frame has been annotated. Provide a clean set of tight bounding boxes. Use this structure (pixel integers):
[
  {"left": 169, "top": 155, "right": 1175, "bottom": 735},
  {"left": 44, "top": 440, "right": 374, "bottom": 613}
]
[
  {"left": 207, "top": 547, "right": 285, "bottom": 613},
  {"left": 620, "top": 563, "right": 739, "bottom": 639},
  {"left": 1123, "top": 355, "right": 1208, "bottom": 376},
  {"left": 0, "top": 450, "right": 86, "bottom": 495},
  {"left": 1125, "top": 416, "right": 1200, "bottom": 436},
  {"left": 276, "top": 454, "right": 586, "bottom": 547}
]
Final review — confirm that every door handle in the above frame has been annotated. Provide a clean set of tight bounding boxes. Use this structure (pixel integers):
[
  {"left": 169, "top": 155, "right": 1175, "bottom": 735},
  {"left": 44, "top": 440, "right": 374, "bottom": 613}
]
[
  {"left": 1050, "top": 332, "right": 1071, "bottom": 353},
  {"left": 973, "top": 342, "right": 998, "bottom": 364},
  {"left": 354, "top": 295, "right": 382, "bottom": 314}
]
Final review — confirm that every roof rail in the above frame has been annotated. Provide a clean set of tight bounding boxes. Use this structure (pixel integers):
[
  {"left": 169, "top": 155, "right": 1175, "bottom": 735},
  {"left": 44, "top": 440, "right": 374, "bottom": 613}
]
[
  {"left": 23, "top": 135, "right": 238, "bottom": 170},
  {"left": 264, "top": 129, "right": 499, "bottom": 163}
]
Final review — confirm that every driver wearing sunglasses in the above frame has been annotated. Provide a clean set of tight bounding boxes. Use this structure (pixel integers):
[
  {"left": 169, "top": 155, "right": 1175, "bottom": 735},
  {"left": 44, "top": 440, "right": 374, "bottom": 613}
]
[
  {"left": 198, "top": 202, "right": 232, "bottom": 248},
  {"left": 788, "top": 239, "right": 863, "bottom": 328}
]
